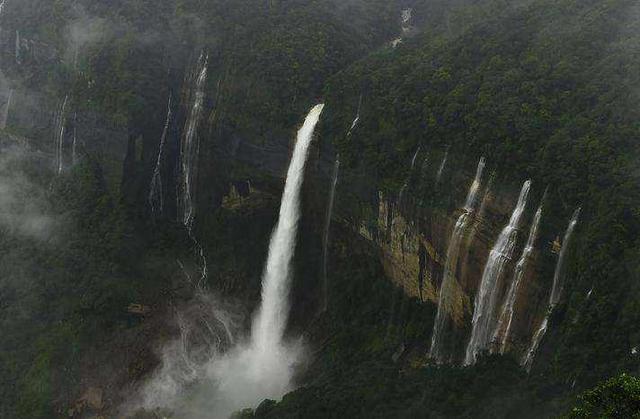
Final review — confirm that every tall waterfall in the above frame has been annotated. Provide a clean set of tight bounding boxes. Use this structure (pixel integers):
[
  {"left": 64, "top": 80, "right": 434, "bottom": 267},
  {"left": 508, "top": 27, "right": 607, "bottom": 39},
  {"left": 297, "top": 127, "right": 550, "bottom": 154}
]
[
  {"left": 53, "top": 95, "right": 69, "bottom": 174},
  {"left": 178, "top": 52, "right": 208, "bottom": 229},
  {"left": 465, "top": 180, "right": 531, "bottom": 365},
  {"left": 429, "top": 157, "right": 485, "bottom": 363},
  {"left": 522, "top": 207, "right": 581, "bottom": 370},
  {"left": 205, "top": 105, "right": 325, "bottom": 418},
  {"left": 0, "top": 0, "right": 6, "bottom": 15},
  {"left": 321, "top": 156, "right": 340, "bottom": 313},
  {"left": 435, "top": 149, "right": 449, "bottom": 184},
  {"left": 492, "top": 199, "right": 543, "bottom": 354},
  {"left": 149, "top": 94, "right": 172, "bottom": 217},
  {"left": 252, "top": 103, "right": 324, "bottom": 349}
]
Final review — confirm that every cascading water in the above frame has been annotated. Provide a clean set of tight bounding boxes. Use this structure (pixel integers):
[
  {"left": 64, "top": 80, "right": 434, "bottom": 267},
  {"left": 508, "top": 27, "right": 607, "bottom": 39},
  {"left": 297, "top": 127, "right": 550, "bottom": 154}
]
[
  {"left": 53, "top": 95, "right": 69, "bottom": 174},
  {"left": 202, "top": 104, "right": 325, "bottom": 419},
  {"left": 548, "top": 208, "right": 581, "bottom": 306},
  {"left": 15, "top": 30, "right": 20, "bottom": 63},
  {"left": 436, "top": 149, "right": 449, "bottom": 185},
  {"left": 178, "top": 52, "right": 208, "bottom": 229},
  {"left": 72, "top": 112, "right": 78, "bottom": 165},
  {"left": 429, "top": 157, "right": 485, "bottom": 363},
  {"left": 135, "top": 105, "right": 325, "bottom": 419},
  {"left": 465, "top": 180, "right": 531, "bottom": 365},
  {"left": 492, "top": 199, "right": 543, "bottom": 354},
  {"left": 252, "top": 103, "right": 324, "bottom": 350},
  {"left": 522, "top": 207, "right": 581, "bottom": 370},
  {"left": 347, "top": 95, "right": 362, "bottom": 136},
  {"left": 321, "top": 156, "right": 340, "bottom": 313},
  {"left": 391, "top": 8, "right": 413, "bottom": 47},
  {"left": 0, "top": 89, "right": 11, "bottom": 129},
  {"left": 398, "top": 146, "right": 421, "bottom": 206},
  {"left": 149, "top": 94, "right": 172, "bottom": 217},
  {"left": 137, "top": 295, "right": 238, "bottom": 413},
  {"left": 176, "top": 53, "right": 208, "bottom": 289},
  {"left": 0, "top": 0, "right": 6, "bottom": 15}
]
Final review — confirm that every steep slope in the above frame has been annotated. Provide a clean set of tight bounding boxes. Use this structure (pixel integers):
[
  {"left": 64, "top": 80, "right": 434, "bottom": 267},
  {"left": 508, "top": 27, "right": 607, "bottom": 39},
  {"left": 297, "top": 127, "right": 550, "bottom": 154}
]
[
  {"left": 0, "top": 0, "right": 639, "bottom": 418},
  {"left": 238, "top": 0, "right": 640, "bottom": 416}
]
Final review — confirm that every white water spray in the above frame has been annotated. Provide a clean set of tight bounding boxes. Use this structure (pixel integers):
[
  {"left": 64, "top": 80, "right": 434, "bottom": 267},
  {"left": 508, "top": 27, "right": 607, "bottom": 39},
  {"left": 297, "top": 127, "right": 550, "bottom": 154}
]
[
  {"left": 321, "top": 156, "right": 340, "bottom": 312},
  {"left": 429, "top": 157, "right": 485, "bottom": 362},
  {"left": 149, "top": 94, "right": 172, "bottom": 217},
  {"left": 465, "top": 180, "right": 531, "bottom": 365},
  {"left": 493, "top": 199, "right": 543, "bottom": 354},
  {"left": 178, "top": 52, "right": 208, "bottom": 229},
  {"left": 195, "top": 104, "right": 325, "bottom": 419},
  {"left": 522, "top": 207, "right": 581, "bottom": 370},
  {"left": 253, "top": 103, "right": 324, "bottom": 349},
  {"left": 136, "top": 295, "right": 238, "bottom": 414}
]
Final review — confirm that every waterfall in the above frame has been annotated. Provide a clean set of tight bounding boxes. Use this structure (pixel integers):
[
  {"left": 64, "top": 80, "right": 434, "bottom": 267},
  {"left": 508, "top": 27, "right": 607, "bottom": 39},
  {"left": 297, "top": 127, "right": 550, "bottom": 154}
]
[
  {"left": 0, "top": 0, "right": 6, "bottom": 15},
  {"left": 429, "top": 157, "right": 485, "bottom": 363},
  {"left": 201, "top": 105, "right": 325, "bottom": 418},
  {"left": 522, "top": 207, "right": 581, "bottom": 370},
  {"left": 0, "top": 89, "right": 12, "bottom": 129},
  {"left": 149, "top": 94, "right": 172, "bottom": 217},
  {"left": 465, "top": 180, "right": 531, "bottom": 365},
  {"left": 15, "top": 30, "right": 20, "bottom": 63},
  {"left": 549, "top": 208, "right": 581, "bottom": 306},
  {"left": 252, "top": 103, "right": 324, "bottom": 349},
  {"left": 492, "top": 199, "right": 543, "bottom": 354},
  {"left": 398, "top": 146, "right": 421, "bottom": 206},
  {"left": 72, "top": 112, "right": 78, "bottom": 165},
  {"left": 53, "top": 95, "right": 69, "bottom": 174},
  {"left": 347, "top": 95, "right": 362, "bottom": 136},
  {"left": 586, "top": 286, "right": 593, "bottom": 300},
  {"left": 321, "top": 156, "right": 340, "bottom": 313},
  {"left": 391, "top": 8, "right": 413, "bottom": 47},
  {"left": 436, "top": 149, "right": 449, "bottom": 185},
  {"left": 178, "top": 52, "right": 208, "bottom": 229}
]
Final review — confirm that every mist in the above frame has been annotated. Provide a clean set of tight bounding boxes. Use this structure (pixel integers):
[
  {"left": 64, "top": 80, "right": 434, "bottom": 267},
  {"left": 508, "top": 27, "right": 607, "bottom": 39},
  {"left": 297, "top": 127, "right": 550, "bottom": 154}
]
[{"left": 0, "top": 139, "right": 53, "bottom": 240}]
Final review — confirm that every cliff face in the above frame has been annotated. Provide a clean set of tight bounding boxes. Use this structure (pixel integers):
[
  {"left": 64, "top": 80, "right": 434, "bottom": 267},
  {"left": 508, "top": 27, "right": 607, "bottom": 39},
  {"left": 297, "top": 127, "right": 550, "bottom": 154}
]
[{"left": 348, "top": 161, "right": 552, "bottom": 362}]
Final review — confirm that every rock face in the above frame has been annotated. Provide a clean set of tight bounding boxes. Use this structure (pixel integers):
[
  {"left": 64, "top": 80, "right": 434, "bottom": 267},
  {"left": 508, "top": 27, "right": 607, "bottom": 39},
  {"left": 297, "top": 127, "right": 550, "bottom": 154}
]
[
  {"left": 353, "top": 164, "right": 550, "bottom": 363},
  {"left": 368, "top": 193, "right": 445, "bottom": 305}
]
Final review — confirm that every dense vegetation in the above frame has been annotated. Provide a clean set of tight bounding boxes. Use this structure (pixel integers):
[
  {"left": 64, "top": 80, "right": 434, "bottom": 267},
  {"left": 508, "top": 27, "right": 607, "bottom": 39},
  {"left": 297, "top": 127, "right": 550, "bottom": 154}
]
[
  {"left": 321, "top": 0, "right": 640, "bottom": 388},
  {"left": 1, "top": 0, "right": 639, "bottom": 417}
]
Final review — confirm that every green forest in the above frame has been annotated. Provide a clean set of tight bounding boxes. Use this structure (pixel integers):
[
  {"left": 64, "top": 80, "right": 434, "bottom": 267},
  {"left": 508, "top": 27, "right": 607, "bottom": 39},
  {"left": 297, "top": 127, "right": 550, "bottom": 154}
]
[{"left": 0, "top": 0, "right": 639, "bottom": 418}]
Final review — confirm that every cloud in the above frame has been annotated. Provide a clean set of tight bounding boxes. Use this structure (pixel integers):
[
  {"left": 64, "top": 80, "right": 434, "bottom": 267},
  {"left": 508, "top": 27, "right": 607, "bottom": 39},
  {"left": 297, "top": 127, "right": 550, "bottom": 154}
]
[{"left": 0, "top": 137, "right": 54, "bottom": 240}]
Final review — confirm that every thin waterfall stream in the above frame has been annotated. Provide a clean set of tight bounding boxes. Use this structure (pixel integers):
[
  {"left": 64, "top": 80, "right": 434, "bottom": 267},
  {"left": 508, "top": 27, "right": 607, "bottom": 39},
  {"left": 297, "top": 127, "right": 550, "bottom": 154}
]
[
  {"left": 492, "top": 199, "right": 544, "bottom": 353},
  {"left": 522, "top": 207, "right": 581, "bottom": 370},
  {"left": 149, "top": 94, "right": 172, "bottom": 217},
  {"left": 429, "top": 157, "right": 485, "bottom": 363},
  {"left": 465, "top": 180, "right": 531, "bottom": 365},
  {"left": 321, "top": 156, "right": 340, "bottom": 313}
]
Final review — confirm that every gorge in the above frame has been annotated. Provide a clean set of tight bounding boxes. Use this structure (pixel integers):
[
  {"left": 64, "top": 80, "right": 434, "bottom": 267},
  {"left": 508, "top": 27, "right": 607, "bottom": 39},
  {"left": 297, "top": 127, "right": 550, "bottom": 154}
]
[{"left": 0, "top": 0, "right": 639, "bottom": 418}]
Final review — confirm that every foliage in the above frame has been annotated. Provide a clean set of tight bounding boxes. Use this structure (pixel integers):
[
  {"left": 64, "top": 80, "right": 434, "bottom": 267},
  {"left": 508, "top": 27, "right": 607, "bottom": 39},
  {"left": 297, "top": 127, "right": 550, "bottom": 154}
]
[{"left": 566, "top": 374, "right": 640, "bottom": 418}]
